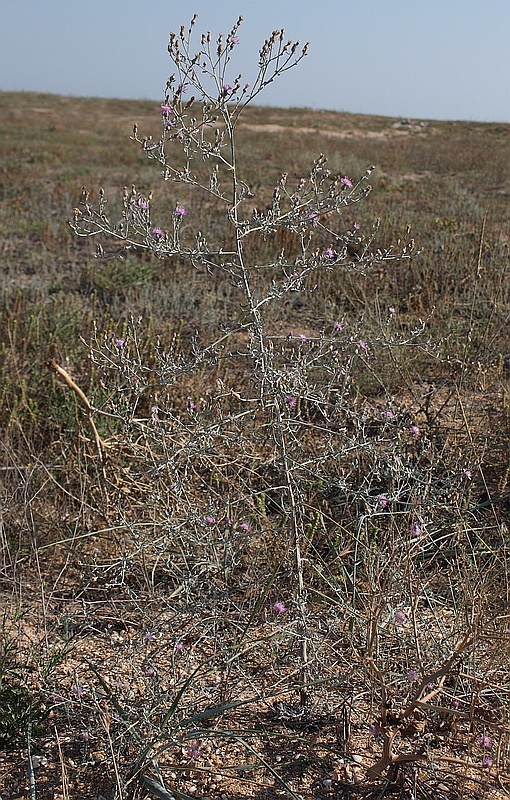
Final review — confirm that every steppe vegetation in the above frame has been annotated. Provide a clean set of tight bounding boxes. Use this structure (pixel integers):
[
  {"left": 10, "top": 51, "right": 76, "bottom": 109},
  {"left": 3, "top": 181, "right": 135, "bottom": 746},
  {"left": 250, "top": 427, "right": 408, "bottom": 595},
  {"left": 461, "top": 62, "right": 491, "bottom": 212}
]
[{"left": 1, "top": 17, "right": 510, "bottom": 800}]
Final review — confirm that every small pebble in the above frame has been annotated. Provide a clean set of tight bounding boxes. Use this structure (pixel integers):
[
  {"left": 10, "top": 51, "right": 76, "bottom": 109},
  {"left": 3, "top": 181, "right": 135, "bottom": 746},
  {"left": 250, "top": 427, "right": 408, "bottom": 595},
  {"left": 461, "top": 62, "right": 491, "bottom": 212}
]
[{"left": 31, "top": 755, "right": 48, "bottom": 769}]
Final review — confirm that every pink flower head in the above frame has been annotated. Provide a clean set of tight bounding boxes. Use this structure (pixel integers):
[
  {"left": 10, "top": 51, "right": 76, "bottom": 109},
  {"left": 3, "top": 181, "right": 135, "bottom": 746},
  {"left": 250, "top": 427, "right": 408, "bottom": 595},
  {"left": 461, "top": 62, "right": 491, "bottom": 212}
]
[
  {"left": 410, "top": 425, "right": 420, "bottom": 436},
  {"left": 228, "top": 35, "right": 240, "bottom": 46},
  {"left": 239, "top": 521, "right": 251, "bottom": 533},
  {"left": 378, "top": 494, "right": 389, "bottom": 509},
  {"left": 382, "top": 410, "right": 395, "bottom": 419},
  {"left": 204, "top": 514, "right": 215, "bottom": 525},
  {"left": 160, "top": 104, "right": 173, "bottom": 115},
  {"left": 173, "top": 204, "right": 187, "bottom": 216},
  {"left": 115, "top": 338, "right": 125, "bottom": 348},
  {"left": 341, "top": 176, "right": 353, "bottom": 188},
  {"left": 222, "top": 84, "right": 233, "bottom": 94},
  {"left": 285, "top": 395, "right": 297, "bottom": 408},
  {"left": 186, "top": 397, "right": 197, "bottom": 411},
  {"left": 175, "top": 641, "right": 185, "bottom": 652},
  {"left": 151, "top": 227, "right": 165, "bottom": 238},
  {"left": 299, "top": 333, "right": 308, "bottom": 343},
  {"left": 272, "top": 601, "right": 287, "bottom": 614},
  {"left": 323, "top": 247, "right": 336, "bottom": 259},
  {"left": 463, "top": 469, "right": 473, "bottom": 479},
  {"left": 394, "top": 610, "right": 408, "bottom": 626},
  {"left": 483, "top": 756, "right": 493, "bottom": 768},
  {"left": 358, "top": 340, "right": 368, "bottom": 352},
  {"left": 406, "top": 669, "right": 419, "bottom": 682},
  {"left": 369, "top": 724, "right": 381, "bottom": 736},
  {"left": 409, "top": 522, "right": 422, "bottom": 537},
  {"left": 477, "top": 734, "right": 492, "bottom": 749},
  {"left": 186, "top": 741, "right": 202, "bottom": 759},
  {"left": 333, "top": 320, "right": 344, "bottom": 331},
  {"left": 388, "top": 306, "right": 396, "bottom": 315},
  {"left": 307, "top": 212, "right": 320, "bottom": 227},
  {"left": 145, "top": 667, "right": 156, "bottom": 677},
  {"left": 353, "top": 222, "right": 361, "bottom": 230},
  {"left": 144, "top": 632, "right": 156, "bottom": 642}
]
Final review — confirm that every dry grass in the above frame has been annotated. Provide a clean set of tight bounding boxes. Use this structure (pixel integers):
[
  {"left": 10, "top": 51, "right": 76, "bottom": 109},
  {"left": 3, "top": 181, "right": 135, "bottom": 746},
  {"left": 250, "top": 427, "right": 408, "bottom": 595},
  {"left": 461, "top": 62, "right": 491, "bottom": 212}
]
[{"left": 0, "top": 89, "right": 510, "bottom": 799}]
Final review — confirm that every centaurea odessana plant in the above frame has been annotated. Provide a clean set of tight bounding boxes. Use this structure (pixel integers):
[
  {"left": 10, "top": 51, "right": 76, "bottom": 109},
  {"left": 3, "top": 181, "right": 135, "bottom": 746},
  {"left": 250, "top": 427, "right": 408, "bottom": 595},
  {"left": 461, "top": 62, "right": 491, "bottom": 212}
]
[{"left": 70, "top": 13, "right": 415, "bottom": 693}]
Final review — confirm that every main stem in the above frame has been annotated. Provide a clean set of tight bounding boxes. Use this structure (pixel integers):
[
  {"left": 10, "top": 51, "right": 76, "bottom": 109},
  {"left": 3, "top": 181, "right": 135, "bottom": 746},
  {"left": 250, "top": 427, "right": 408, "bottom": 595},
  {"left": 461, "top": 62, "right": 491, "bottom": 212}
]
[{"left": 225, "top": 106, "right": 309, "bottom": 705}]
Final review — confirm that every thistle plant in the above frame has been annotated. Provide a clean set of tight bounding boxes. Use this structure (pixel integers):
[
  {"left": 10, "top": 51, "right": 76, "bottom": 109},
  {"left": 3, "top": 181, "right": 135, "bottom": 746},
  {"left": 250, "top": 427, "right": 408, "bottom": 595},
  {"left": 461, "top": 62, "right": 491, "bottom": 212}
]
[{"left": 68, "top": 15, "right": 421, "bottom": 699}]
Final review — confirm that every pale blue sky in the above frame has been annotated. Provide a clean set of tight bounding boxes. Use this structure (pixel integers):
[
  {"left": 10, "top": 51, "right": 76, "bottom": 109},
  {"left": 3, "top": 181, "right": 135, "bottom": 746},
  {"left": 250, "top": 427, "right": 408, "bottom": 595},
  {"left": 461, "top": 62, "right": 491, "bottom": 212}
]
[{"left": 1, "top": 0, "right": 509, "bottom": 122}]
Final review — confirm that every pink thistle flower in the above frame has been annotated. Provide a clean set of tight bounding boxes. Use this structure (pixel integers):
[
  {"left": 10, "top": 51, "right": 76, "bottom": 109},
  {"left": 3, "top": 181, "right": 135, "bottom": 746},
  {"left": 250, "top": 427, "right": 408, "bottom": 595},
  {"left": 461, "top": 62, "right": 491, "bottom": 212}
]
[
  {"left": 186, "top": 397, "right": 197, "bottom": 411},
  {"left": 186, "top": 742, "right": 202, "bottom": 759},
  {"left": 369, "top": 724, "right": 382, "bottom": 736},
  {"left": 115, "top": 338, "right": 125, "bottom": 348},
  {"left": 205, "top": 515, "right": 215, "bottom": 525},
  {"left": 228, "top": 35, "right": 240, "bottom": 46},
  {"left": 151, "top": 227, "right": 165, "bottom": 238},
  {"left": 285, "top": 395, "right": 297, "bottom": 408},
  {"left": 353, "top": 222, "right": 360, "bottom": 230},
  {"left": 406, "top": 669, "right": 419, "bottom": 682},
  {"left": 71, "top": 682, "right": 84, "bottom": 698},
  {"left": 307, "top": 212, "right": 320, "bottom": 227},
  {"left": 239, "top": 521, "right": 251, "bottom": 533},
  {"left": 323, "top": 247, "right": 336, "bottom": 258},
  {"left": 341, "top": 176, "right": 353, "bottom": 188},
  {"left": 358, "top": 340, "right": 368, "bottom": 352},
  {"left": 175, "top": 641, "right": 185, "bottom": 652},
  {"left": 173, "top": 204, "right": 187, "bottom": 216},
  {"left": 410, "top": 425, "right": 420, "bottom": 436},
  {"left": 477, "top": 734, "right": 492, "bottom": 749},
  {"left": 409, "top": 522, "right": 422, "bottom": 537},
  {"left": 333, "top": 320, "right": 344, "bottom": 331},
  {"left": 388, "top": 306, "right": 396, "bottom": 315},
  {"left": 299, "top": 333, "right": 308, "bottom": 343},
  {"left": 483, "top": 756, "right": 493, "bottom": 768},
  {"left": 463, "top": 469, "right": 473, "bottom": 479},
  {"left": 145, "top": 667, "right": 156, "bottom": 677},
  {"left": 394, "top": 610, "right": 408, "bottom": 626},
  {"left": 222, "top": 84, "right": 233, "bottom": 93},
  {"left": 137, "top": 198, "right": 149, "bottom": 210},
  {"left": 144, "top": 632, "right": 156, "bottom": 642},
  {"left": 382, "top": 410, "right": 395, "bottom": 419},
  {"left": 160, "top": 104, "right": 173, "bottom": 115},
  {"left": 378, "top": 494, "right": 388, "bottom": 509},
  {"left": 272, "top": 601, "right": 287, "bottom": 614}
]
